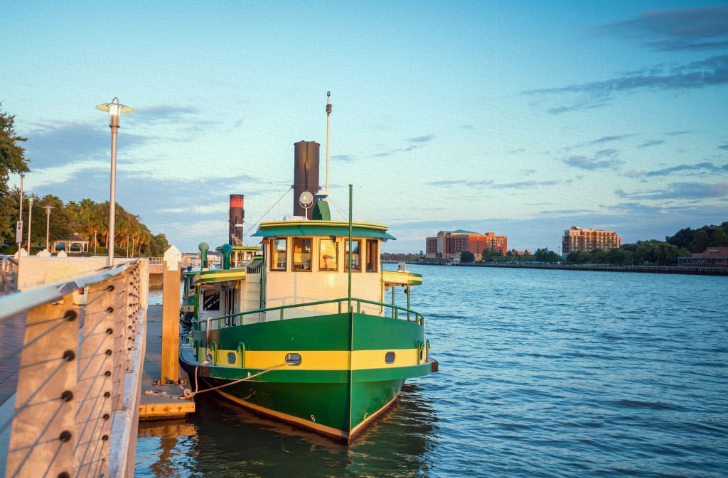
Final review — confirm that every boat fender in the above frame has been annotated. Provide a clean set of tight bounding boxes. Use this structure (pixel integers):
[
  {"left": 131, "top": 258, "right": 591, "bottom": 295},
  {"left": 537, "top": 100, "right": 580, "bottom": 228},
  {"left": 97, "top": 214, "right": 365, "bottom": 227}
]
[
  {"left": 426, "top": 339, "right": 431, "bottom": 362},
  {"left": 417, "top": 341, "right": 424, "bottom": 365}
]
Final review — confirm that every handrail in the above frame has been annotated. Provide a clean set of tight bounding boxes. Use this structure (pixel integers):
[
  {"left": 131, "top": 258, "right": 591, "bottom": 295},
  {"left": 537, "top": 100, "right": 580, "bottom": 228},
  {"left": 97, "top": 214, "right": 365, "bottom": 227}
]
[
  {"left": 0, "top": 261, "right": 135, "bottom": 322},
  {"left": 195, "top": 296, "right": 424, "bottom": 330},
  {"left": 0, "top": 258, "right": 146, "bottom": 478}
]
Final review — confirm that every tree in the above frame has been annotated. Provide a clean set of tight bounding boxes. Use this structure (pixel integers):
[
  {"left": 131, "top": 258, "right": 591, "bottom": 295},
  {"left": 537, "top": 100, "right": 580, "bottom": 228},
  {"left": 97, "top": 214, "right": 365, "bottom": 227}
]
[
  {"left": 0, "top": 109, "right": 31, "bottom": 239},
  {"left": 0, "top": 109, "right": 30, "bottom": 193},
  {"left": 690, "top": 230, "right": 709, "bottom": 253},
  {"left": 460, "top": 250, "right": 474, "bottom": 263},
  {"left": 710, "top": 228, "right": 728, "bottom": 247}
]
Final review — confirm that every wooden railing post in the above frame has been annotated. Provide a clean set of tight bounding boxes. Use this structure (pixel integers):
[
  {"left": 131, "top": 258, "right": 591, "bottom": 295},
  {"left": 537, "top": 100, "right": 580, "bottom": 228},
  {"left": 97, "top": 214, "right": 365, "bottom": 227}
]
[
  {"left": 4, "top": 293, "right": 80, "bottom": 478},
  {"left": 73, "top": 281, "right": 116, "bottom": 478},
  {"left": 111, "top": 276, "right": 127, "bottom": 411}
]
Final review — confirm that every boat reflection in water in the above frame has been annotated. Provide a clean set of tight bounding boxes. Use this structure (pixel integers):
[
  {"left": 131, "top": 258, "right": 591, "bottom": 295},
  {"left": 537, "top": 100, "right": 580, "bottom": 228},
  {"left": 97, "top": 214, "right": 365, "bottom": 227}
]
[{"left": 136, "top": 383, "right": 438, "bottom": 477}]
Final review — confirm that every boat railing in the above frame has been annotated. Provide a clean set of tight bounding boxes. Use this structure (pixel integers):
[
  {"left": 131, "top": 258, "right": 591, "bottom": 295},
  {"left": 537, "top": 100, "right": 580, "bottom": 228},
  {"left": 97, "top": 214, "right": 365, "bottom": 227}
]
[
  {"left": 196, "top": 296, "right": 425, "bottom": 331},
  {"left": 0, "top": 260, "right": 146, "bottom": 478}
]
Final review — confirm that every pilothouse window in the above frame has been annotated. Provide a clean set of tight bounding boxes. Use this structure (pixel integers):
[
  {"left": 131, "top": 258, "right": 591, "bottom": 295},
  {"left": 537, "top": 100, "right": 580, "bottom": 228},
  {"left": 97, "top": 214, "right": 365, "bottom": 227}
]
[
  {"left": 366, "top": 240, "right": 379, "bottom": 272},
  {"left": 319, "top": 238, "right": 338, "bottom": 271},
  {"left": 271, "top": 238, "right": 287, "bottom": 271},
  {"left": 345, "top": 240, "right": 361, "bottom": 272},
  {"left": 293, "top": 238, "right": 312, "bottom": 271}
]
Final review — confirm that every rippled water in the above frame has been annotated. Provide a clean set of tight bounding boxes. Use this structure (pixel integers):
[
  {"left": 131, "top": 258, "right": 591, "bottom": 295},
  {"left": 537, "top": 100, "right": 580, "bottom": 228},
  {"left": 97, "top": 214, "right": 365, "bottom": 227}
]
[{"left": 136, "top": 265, "right": 728, "bottom": 477}]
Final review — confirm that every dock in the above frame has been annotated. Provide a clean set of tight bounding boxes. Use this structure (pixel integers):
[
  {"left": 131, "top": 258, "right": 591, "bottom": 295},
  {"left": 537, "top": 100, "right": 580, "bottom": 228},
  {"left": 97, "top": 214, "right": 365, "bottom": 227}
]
[{"left": 139, "top": 305, "right": 195, "bottom": 420}]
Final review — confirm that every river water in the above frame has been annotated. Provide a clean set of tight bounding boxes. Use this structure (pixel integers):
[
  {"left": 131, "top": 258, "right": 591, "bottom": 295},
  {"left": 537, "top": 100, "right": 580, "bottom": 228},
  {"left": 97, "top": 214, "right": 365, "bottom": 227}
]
[{"left": 137, "top": 265, "right": 727, "bottom": 477}]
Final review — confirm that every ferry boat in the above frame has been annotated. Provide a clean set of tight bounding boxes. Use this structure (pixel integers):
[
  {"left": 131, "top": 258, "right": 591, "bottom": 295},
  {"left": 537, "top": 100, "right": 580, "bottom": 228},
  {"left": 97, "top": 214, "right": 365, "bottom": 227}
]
[{"left": 179, "top": 95, "right": 436, "bottom": 442}]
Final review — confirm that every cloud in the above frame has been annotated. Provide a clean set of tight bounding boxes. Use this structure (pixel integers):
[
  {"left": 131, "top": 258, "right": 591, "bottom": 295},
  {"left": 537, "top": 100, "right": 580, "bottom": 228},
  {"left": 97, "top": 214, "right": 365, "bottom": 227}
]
[
  {"left": 590, "top": 135, "right": 632, "bottom": 145},
  {"left": 596, "top": 6, "right": 728, "bottom": 52},
  {"left": 625, "top": 162, "right": 728, "bottom": 178},
  {"left": 507, "top": 148, "right": 525, "bottom": 154},
  {"left": 331, "top": 154, "right": 355, "bottom": 161},
  {"left": 460, "top": 125, "right": 474, "bottom": 129},
  {"left": 521, "top": 169, "right": 536, "bottom": 176},
  {"left": 23, "top": 122, "right": 150, "bottom": 168},
  {"left": 427, "top": 180, "right": 469, "bottom": 187},
  {"left": 408, "top": 134, "right": 434, "bottom": 143},
  {"left": 638, "top": 140, "right": 665, "bottom": 148},
  {"left": 665, "top": 130, "right": 692, "bottom": 136},
  {"left": 426, "top": 179, "right": 560, "bottom": 189},
  {"left": 547, "top": 99, "right": 610, "bottom": 115},
  {"left": 129, "top": 106, "right": 201, "bottom": 124},
  {"left": 719, "top": 144, "right": 728, "bottom": 150},
  {"left": 373, "top": 145, "right": 418, "bottom": 158},
  {"left": 490, "top": 180, "right": 560, "bottom": 189},
  {"left": 526, "top": 54, "right": 728, "bottom": 97},
  {"left": 564, "top": 149, "right": 623, "bottom": 170},
  {"left": 616, "top": 182, "right": 728, "bottom": 200}
]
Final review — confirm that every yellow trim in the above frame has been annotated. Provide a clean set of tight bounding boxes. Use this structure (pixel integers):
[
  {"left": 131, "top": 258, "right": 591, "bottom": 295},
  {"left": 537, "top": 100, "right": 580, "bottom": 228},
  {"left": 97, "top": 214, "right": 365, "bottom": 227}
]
[
  {"left": 213, "top": 348, "right": 419, "bottom": 370},
  {"left": 216, "top": 388, "right": 347, "bottom": 440},
  {"left": 352, "top": 349, "right": 419, "bottom": 370}
]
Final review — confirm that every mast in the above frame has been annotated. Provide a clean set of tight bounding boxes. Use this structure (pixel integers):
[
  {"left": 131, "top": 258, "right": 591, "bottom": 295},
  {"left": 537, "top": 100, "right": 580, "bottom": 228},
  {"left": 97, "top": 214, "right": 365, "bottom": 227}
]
[{"left": 325, "top": 91, "right": 332, "bottom": 198}]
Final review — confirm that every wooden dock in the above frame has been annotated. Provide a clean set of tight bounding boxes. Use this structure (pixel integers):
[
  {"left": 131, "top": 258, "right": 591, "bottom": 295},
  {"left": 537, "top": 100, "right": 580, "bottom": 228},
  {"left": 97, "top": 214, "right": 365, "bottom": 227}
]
[{"left": 139, "top": 305, "right": 195, "bottom": 420}]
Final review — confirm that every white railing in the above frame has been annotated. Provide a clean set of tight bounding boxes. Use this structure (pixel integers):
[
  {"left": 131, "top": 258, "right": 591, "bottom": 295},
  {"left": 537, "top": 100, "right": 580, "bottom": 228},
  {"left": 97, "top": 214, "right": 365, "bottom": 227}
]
[{"left": 0, "top": 260, "right": 146, "bottom": 478}]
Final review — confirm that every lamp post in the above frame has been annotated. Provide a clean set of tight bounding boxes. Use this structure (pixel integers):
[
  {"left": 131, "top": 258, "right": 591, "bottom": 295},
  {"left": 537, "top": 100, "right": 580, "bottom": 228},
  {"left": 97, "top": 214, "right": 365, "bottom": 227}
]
[
  {"left": 43, "top": 205, "right": 54, "bottom": 251},
  {"left": 17, "top": 174, "right": 24, "bottom": 250},
  {"left": 96, "top": 98, "right": 133, "bottom": 266},
  {"left": 126, "top": 235, "right": 130, "bottom": 258},
  {"left": 93, "top": 230, "right": 98, "bottom": 256},
  {"left": 26, "top": 197, "right": 33, "bottom": 253}
]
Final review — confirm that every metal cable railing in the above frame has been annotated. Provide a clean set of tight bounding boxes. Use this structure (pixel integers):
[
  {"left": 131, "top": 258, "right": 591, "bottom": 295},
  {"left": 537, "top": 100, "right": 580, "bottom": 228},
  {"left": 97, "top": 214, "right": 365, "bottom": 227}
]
[
  {"left": 195, "top": 296, "right": 425, "bottom": 332},
  {"left": 0, "top": 260, "right": 145, "bottom": 478}
]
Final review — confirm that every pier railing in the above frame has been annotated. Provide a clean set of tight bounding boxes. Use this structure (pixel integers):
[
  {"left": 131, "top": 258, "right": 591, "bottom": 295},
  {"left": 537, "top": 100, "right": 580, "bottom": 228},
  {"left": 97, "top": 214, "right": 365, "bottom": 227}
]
[
  {"left": 0, "top": 260, "right": 146, "bottom": 478},
  {"left": 196, "top": 296, "right": 425, "bottom": 332}
]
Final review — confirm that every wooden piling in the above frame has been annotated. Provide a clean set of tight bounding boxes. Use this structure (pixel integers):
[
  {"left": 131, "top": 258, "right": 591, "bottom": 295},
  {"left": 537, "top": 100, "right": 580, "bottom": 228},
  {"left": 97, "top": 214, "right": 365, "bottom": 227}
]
[{"left": 161, "top": 246, "right": 181, "bottom": 384}]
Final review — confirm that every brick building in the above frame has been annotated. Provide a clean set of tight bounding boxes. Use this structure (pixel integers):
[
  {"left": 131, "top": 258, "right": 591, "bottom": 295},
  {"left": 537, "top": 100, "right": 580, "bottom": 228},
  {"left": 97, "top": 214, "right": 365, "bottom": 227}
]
[
  {"left": 562, "top": 226, "right": 621, "bottom": 254},
  {"left": 426, "top": 230, "right": 508, "bottom": 260}
]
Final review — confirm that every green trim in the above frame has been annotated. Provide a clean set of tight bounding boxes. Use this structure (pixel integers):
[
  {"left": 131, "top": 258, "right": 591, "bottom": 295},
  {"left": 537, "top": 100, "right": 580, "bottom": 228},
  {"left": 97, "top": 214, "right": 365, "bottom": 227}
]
[{"left": 252, "top": 220, "right": 395, "bottom": 240}]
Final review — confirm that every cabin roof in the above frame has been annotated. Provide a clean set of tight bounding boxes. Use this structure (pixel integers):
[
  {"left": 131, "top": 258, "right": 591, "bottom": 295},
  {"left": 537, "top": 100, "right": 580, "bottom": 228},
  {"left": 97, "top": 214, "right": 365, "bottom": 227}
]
[
  {"left": 194, "top": 268, "right": 247, "bottom": 284},
  {"left": 252, "top": 220, "right": 396, "bottom": 240}
]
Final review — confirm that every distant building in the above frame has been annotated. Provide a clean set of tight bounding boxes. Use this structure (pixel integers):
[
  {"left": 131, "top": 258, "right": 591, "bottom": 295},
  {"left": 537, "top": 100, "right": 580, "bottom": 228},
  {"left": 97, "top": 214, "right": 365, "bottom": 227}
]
[
  {"left": 678, "top": 247, "right": 728, "bottom": 267},
  {"left": 562, "top": 226, "right": 621, "bottom": 254},
  {"left": 426, "top": 230, "right": 508, "bottom": 260}
]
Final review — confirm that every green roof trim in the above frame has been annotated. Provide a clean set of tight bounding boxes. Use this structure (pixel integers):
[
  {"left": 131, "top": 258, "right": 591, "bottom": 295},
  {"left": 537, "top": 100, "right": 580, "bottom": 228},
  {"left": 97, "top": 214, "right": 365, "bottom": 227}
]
[{"left": 252, "top": 220, "right": 396, "bottom": 240}]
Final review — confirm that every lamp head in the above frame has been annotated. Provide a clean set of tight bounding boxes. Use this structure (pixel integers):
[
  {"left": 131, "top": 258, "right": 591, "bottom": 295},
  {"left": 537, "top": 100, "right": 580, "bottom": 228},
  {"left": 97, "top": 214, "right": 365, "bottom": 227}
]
[{"left": 96, "top": 97, "right": 133, "bottom": 127}]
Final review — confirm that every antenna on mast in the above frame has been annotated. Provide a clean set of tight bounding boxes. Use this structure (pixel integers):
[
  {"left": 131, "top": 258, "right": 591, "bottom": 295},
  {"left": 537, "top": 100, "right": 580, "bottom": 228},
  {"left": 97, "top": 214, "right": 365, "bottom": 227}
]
[{"left": 325, "top": 91, "right": 332, "bottom": 199}]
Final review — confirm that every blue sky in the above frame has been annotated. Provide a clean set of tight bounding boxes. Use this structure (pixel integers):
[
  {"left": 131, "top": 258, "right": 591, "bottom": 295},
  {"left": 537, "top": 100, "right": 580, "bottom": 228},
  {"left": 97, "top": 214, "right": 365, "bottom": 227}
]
[{"left": 2, "top": 1, "right": 727, "bottom": 253}]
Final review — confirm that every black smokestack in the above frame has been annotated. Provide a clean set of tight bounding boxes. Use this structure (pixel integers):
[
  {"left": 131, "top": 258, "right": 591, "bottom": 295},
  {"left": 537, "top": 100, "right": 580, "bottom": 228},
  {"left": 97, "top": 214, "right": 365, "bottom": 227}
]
[
  {"left": 293, "top": 141, "right": 320, "bottom": 218},
  {"left": 229, "top": 194, "right": 244, "bottom": 245}
]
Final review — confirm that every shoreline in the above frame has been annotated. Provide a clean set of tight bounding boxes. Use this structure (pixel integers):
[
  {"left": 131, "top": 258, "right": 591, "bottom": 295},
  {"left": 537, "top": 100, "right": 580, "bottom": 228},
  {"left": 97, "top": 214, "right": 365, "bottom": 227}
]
[{"left": 385, "top": 261, "right": 728, "bottom": 276}]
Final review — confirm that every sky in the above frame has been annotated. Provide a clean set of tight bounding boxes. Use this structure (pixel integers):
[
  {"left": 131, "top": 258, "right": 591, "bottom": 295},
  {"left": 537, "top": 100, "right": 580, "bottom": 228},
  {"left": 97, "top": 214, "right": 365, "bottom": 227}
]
[{"left": 1, "top": 0, "right": 727, "bottom": 253}]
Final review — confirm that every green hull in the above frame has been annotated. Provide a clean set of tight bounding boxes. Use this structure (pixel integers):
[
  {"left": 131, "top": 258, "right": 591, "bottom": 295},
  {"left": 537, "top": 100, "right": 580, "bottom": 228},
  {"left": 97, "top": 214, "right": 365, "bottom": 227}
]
[{"left": 182, "top": 312, "right": 432, "bottom": 441}]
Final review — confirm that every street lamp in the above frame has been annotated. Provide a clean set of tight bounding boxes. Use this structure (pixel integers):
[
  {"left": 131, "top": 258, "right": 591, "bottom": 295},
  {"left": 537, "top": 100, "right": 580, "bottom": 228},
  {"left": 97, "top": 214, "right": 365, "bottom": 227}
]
[
  {"left": 26, "top": 197, "right": 33, "bottom": 253},
  {"left": 17, "top": 174, "right": 24, "bottom": 250},
  {"left": 96, "top": 98, "right": 133, "bottom": 266},
  {"left": 93, "top": 230, "right": 98, "bottom": 256},
  {"left": 43, "top": 205, "right": 54, "bottom": 251}
]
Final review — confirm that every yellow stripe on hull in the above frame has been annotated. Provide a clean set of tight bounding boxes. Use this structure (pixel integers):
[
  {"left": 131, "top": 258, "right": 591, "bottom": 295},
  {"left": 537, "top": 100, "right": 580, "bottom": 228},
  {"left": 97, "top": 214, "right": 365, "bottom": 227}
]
[{"left": 211, "top": 348, "right": 421, "bottom": 370}]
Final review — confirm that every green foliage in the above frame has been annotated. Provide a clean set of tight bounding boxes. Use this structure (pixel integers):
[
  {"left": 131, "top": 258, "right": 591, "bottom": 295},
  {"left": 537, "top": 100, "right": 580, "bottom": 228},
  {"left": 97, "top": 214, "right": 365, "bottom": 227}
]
[
  {"left": 460, "top": 250, "right": 475, "bottom": 263},
  {"left": 667, "top": 222, "right": 728, "bottom": 252},
  {"left": 481, "top": 250, "right": 504, "bottom": 262},
  {"left": 0, "top": 108, "right": 30, "bottom": 195},
  {"left": 533, "top": 248, "right": 561, "bottom": 263}
]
